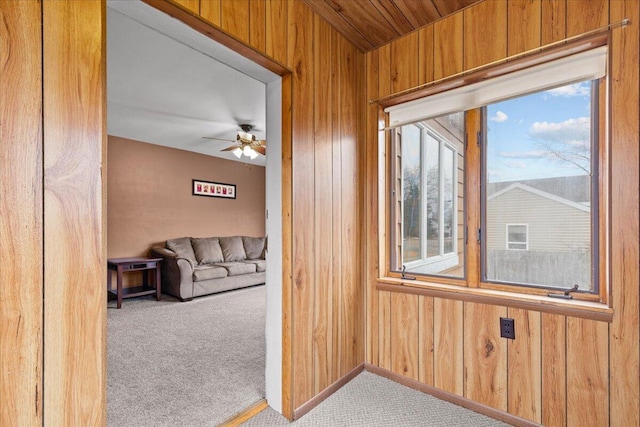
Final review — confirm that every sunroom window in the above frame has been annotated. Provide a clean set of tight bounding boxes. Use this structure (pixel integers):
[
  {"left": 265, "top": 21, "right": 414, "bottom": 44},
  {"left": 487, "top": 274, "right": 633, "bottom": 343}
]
[
  {"left": 384, "top": 42, "right": 607, "bottom": 299},
  {"left": 393, "top": 113, "right": 465, "bottom": 279}
]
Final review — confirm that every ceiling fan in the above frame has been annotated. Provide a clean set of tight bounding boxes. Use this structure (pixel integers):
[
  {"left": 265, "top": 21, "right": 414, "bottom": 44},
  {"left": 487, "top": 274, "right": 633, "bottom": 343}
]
[{"left": 203, "top": 124, "right": 266, "bottom": 159}]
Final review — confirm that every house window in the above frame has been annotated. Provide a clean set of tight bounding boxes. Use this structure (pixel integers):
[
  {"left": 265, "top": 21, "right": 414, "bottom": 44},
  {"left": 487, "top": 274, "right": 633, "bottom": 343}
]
[
  {"left": 392, "top": 113, "right": 465, "bottom": 278},
  {"left": 506, "top": 224, "right": 528, "bottom": 250},
  {"left": 383, "top": 42, "right": 607, "bottom": 300}
]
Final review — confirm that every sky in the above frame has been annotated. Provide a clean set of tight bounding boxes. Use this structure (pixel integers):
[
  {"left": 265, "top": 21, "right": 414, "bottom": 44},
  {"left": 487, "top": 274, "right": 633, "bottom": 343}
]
[{"left": 486, "top": 80, "right": 594, "bottom": 183}]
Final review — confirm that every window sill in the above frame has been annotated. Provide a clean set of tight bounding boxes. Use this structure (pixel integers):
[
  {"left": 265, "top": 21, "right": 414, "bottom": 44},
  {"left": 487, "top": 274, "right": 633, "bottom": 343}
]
[{"left": 377, "top": 276, "right": 613, "bottom": 322}]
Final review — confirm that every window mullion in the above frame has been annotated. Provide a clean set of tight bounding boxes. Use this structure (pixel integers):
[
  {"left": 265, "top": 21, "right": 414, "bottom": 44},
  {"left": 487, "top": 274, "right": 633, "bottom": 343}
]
[{"left": 466, "top": 109, "right": 482, "bottom": 288}]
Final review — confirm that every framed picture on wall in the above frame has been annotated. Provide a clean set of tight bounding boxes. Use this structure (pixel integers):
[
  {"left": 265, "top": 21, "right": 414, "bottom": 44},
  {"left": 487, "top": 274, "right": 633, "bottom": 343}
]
[{"left": 192, "top": 179, "right": 236, "bottom": 199}]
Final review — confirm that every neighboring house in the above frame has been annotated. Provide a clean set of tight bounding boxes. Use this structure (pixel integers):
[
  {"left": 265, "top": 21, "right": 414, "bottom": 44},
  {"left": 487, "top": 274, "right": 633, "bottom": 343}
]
[
  {"left": 486, "top": 175, "right": 591, "bottom": 252},
  {"left": 485, "top": 176, "right": 591, "bottom": 287}
]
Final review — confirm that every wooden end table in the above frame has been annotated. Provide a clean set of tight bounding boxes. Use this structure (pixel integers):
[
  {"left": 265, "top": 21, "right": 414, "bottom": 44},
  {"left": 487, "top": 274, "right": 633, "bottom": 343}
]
[{"left": 107, "top": 257, "right": 162, "bottom": 309}]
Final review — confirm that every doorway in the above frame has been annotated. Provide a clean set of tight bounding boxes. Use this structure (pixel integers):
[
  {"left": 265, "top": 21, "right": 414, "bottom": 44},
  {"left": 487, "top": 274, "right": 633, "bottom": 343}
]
[{"left": 106, "top": 0, "right": 284, "bottom": 422}]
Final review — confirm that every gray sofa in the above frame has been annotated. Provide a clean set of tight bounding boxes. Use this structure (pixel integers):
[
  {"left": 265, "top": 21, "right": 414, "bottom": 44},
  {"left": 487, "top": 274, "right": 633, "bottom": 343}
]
[{"left": 150, "top": 236, "right": 265, "bottom": 301}]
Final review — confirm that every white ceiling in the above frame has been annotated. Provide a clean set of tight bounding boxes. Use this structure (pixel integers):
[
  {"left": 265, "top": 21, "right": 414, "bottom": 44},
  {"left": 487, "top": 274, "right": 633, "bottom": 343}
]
[{"left": 107, "top": 1, "right": 278, "bottom": 166}]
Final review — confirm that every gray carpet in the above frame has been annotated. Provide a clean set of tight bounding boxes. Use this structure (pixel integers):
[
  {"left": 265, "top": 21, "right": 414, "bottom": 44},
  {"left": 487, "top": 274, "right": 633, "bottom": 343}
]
[
  {"left": 243, "top": 371, "right": 509, "bottom": 427},
  {"left": 107, "top": 285, "right": 266, "bottom": 426}
]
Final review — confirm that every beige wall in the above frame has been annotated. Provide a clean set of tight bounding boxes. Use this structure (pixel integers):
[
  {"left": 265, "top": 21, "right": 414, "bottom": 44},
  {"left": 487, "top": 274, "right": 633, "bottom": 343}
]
[{"left": 107, "top": 136, "right": 265, "bottom": 258}]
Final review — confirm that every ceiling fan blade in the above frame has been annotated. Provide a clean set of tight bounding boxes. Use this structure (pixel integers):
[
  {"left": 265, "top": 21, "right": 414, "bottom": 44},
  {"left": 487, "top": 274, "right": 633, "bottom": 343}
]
[
  {"left": 252, "top": 144, "right": 266, "bottom": 156},
  {"left": 220, "top": 145, "right": 240, "bottom": 152},
  {"left": 256, "top": 139, "right": 267, "bottom": 147},
  {"left": 202, "top": 136, "right": 234, "bottom": 142}
]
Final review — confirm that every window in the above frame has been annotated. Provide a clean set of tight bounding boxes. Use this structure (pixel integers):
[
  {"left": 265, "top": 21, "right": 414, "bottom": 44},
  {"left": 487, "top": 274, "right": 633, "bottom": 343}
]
[
  {"left": 483, "top": 80, "right": 598, "bottom": 291},
  {"left": 393, "top": 113, "right": 465, "bottom": 278},
  {"left": 506, "top": 224, "right": 528, "bottom": 250},
  {"left": 383, "top": 42, "right": 607, "bottom": 301}
]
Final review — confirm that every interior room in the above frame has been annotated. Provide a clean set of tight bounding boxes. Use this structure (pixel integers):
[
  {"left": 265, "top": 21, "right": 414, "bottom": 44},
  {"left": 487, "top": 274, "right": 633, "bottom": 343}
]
[
  {"left": 2, "top": 0, "right": 639, "bottom": 426},
  {"left": 104, "top": 2, "right": 280, "bottom": 424}
]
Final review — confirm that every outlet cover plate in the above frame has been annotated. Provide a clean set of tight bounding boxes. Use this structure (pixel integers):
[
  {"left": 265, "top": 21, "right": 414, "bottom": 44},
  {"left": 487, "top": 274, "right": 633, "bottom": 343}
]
[{"left": 500, "top": 317, "right": 515, "bottom": 339}]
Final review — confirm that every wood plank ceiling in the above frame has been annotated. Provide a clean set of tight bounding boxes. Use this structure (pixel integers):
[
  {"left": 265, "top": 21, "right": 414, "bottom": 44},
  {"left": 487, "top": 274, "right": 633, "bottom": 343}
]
[{"left": 302, "top": 0, "right": 482, "bottom": 52}]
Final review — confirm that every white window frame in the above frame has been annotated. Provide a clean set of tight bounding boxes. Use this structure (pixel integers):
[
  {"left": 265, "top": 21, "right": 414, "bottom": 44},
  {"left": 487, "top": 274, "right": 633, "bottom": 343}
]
[
  {"left": 506, "top": 223, "right": 528, "bottom": 251},
  {"left": 401, "top": 124, "right": 459, "bottom": 275}
]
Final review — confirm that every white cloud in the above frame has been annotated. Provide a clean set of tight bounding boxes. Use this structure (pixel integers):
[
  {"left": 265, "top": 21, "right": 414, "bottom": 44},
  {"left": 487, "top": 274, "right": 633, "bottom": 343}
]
[
  {"left": 504, "top": 160, "right": 527, "bottom": 169},
  {"left": 529, "top": 117, "right": 590, "bottom": 145},
  {"left": 489, "top": 110, "right": 508, "bottom": 122},
  {"left": 499, "top": 150, "right": 548, "bottom": 159},
  {"left": 545, "top": 82, "right": 590, "bottom": 97}
]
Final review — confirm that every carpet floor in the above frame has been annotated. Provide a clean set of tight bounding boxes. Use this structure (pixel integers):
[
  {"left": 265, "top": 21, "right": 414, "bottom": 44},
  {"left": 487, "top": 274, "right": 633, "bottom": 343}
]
[
  {"left": 243, "top": 371, "right": 509, "bottom": 427},
  {"left": 107, "top": 285, "right": 266, "bottom": 426}
]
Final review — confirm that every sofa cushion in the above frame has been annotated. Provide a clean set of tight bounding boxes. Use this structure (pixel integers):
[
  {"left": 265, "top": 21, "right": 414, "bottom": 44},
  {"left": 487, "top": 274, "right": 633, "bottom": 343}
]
[
  {"left": 191, "top": 237, "right": 224, "bottom": 264},
  {"left": 215, "top": 262, "right": 256, "bottom": 276},
  {"left": 242, "top": 236, "right": 265, "bottom": 260},
  {"left": 243, "top": 260, "right": 266, "bottom": 272},
  {"left": 219, "top": 236, "right": 247, "bottom": 262},
  {"left": 192, "top": 265, "right": 228, "bottom": 282},
  {"left": 166, "top": 237, "right": 197, "bottom": 265}
]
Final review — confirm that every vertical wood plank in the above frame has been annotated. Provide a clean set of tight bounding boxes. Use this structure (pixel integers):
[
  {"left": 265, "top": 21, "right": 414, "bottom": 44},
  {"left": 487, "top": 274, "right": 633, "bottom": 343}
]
[
  {"left": 566, "top": 0, "right": 608, "bottom": 37},
  {"left": 464, "top": 0, "right": 508, "bottom": 70},
  {"left": 463, "top": 302, "right": 507, "bottom": 411},
  {"left": 312, "top": 14, "right": 333, "bottom": 395},
  {"left": 43, "top": 0, "right": 106, "bottom": 424},
  {"left": 541, "top": 0, "right": 566, "bottom": 44},
  {"left": 541, "top": 312, "right": 566, "bottom": 427},
  {"left": 433, "top": 12, "right": 463, "bottom": 80},
  {"left": 390, "top": 32, "right": 418, "bottom": 94},
  {"left": 221, "top": 0, "right": 250, "bottom": 44},
  {"left": 378, "top": 43, "right": 391, "bottom": 98},
  {"left": 418, "top": 295, "right": 434, "bottom": 386},
  {"left": 609, "top": 1, "right": 640, "bottom": 425},
  {"left": 249, "top": 0, "right": 266, "bottom": 52},
  {"left": 433, "top": 298, "right": 464, "bottom": 395},
  {"left": 200, "top": 0, "right": 221, "bottom": 26},
  {"left": 0, "top": 1, "right": 43, "bottom": 425},
  {"left": 566, "top": 317, "right": 609, "bottom": 426},
  {"left": 365, "top": 49, "right": 380, "bottom": 366},
  {"left": 331, "top": 26, "right": 344, "bottom": 383},
  {"left": 418, "top": 25, "right": 434, "bottom": 85},
  {"left": 288, "top": 0, "right": 315, "bottom": 410},
  {"left": 507, "top": 0, "right": 541, "bottom": 56},
  {"left": 280, "top": 72, "right": 294, "bottom": 420},
  {"left": 507, "top": 308, "right": 541, "bottom": 423},
  {"left": 266, "top": 0, "right": 288, "bottom": 65},
  {"left": 390, "top": 293, "right": 419, "bottom": 380},
  {"left": 378, "top": 291, "right": 392, "bottom": 371},
  {"left": 172, "top": 0, "right": 199, "bottom": 14},
  {"left": 339, "top": 36, "right": 361, "bottom": 377}
]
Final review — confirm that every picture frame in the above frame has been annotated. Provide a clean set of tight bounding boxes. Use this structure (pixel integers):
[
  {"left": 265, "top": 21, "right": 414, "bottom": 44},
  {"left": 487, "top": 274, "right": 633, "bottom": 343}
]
[{"left": 192, "top": 179, "right": 236, "bottom": 199}]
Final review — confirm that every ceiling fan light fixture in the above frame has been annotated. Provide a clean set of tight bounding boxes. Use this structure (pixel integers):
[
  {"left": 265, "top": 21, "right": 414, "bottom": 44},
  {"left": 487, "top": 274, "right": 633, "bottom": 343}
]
[
  {"left": 232, "top": 147, "right": 243, "bottom": 158},
  {"left": 248, "top": 149, "right": 259, "bottom": 160},
  {"left": 243, "top": 145, "right": 253, "bottom": 157}
]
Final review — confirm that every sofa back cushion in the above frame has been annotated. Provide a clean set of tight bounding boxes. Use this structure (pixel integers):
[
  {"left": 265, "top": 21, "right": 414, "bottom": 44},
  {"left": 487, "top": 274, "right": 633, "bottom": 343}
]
[
  {"left": 242, "top": 236, "right": 265, "bottom": 260},
  {"left": 191, "top": 237, "right": 224, "bottom": 264},
  {"left": 219, "top": 236, "right": 247, "bottom": 262},
  {"left": 166, "top": 237, "right": 197, "bottom": 265}
]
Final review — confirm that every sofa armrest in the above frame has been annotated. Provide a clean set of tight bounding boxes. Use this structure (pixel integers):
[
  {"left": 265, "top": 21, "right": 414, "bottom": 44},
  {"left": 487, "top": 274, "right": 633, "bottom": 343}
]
[{"left": 150, "top": 246, "right": 194, "bottom": 300}]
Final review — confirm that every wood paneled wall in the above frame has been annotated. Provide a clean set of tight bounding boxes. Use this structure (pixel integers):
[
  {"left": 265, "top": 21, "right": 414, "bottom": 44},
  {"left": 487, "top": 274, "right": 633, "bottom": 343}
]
[
  {"left": 43, "top": 0, "right": 107, "bottom": 424},
  {"left": 3, "top": 0, "right": 363, "bottom": 423},
  {"left": 365, "top": 1, "right": 639, "bottom": 425},
  {"left": 1, "top": 0, "right": 106, "bottom": 425},
  {"left": 152, "top": 0, "right": 366, "bottom": 417},
  {"left": 0, "top": 2, "right": 43, "bottom": 425}
]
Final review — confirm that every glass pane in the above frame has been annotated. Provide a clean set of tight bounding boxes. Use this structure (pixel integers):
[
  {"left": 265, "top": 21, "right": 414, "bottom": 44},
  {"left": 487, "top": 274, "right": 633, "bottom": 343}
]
[
  {"left": 394, "top": 112, "right": 465, "bottom": 279},
  {"left": 425, "top": 134, "right": 440, "bottom": 258},
  {"left": 507, "top": 225, "right": 527, "bottom": 244},
  {"left": 402, "top": 125, "right": 421, "bottom": 263},
  {"left": 484, "top": 80, "right": 594, "bottom": 291},
  {"left": 443, "top": 146, "right": 455, "bottom": 254}
]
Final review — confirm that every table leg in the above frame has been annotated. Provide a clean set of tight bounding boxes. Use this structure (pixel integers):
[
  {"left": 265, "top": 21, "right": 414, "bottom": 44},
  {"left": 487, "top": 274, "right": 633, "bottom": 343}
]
[
  {"left": 116, "top": 265, "right": 123, "bottom": 309},
  {"left": 155, "top": 264, "right": 161, "bottom": 301}
]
